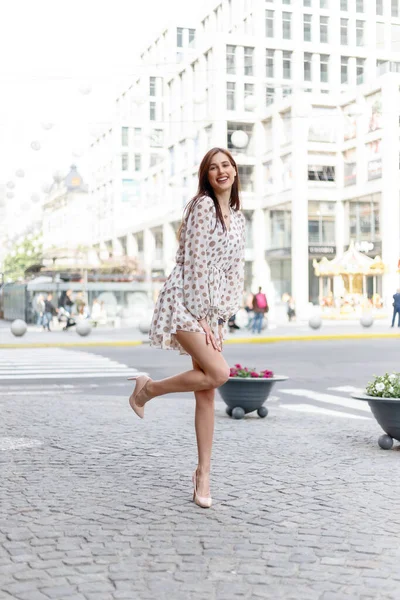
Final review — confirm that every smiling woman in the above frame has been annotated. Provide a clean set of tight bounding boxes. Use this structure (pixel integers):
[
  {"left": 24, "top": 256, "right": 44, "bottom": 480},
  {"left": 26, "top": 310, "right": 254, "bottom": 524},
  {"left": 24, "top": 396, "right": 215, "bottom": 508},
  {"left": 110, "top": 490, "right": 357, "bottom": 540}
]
[{"left": 128, "top": 147, "right": 246, "bottom": 509}]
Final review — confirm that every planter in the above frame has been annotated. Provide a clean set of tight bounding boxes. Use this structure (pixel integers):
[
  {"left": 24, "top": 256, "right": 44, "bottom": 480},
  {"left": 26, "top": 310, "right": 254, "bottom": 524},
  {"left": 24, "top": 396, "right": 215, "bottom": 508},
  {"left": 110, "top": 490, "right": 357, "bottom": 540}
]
[
  {"left": 351, "top": 392, "right": 400, "bottom": 449},
  {"left": 218, "top": 376, "right": 288, "bottom": 419}
]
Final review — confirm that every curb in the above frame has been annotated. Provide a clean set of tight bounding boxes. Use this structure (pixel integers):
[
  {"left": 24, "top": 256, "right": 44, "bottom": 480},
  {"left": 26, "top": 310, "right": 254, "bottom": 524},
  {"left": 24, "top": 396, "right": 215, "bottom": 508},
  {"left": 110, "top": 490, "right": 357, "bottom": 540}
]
[{"left": 1, "top": 333, "right": 400, "bottom": 349}]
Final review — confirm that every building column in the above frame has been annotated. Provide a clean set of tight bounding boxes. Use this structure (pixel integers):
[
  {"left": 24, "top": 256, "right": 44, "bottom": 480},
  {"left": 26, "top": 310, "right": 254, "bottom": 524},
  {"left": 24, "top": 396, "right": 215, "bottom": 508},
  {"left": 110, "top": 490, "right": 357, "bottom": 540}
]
[
  {"left": 112, "top": 237, "right": 124, "bottom": 257},
  {"left": 126, "top": 232, "right": 138, "bottom": 258},
  {"left": 381, "top": 76, "right": 400, "bottom": 307},
  {"left": 143, "top": 228, "right": 155, "bottom": 299},
  {"left": 163, "top": 221, "right": 177, "bottom": 276},
  {"left": 291, "top": 95, "right": 310, "bottom": 317}
]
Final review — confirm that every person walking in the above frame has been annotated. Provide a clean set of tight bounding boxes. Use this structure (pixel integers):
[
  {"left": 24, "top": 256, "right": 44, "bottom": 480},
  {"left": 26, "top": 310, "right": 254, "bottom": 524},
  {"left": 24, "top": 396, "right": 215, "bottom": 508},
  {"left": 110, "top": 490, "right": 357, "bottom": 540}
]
[
  {"left": 43, "top": 293, "right": 57, "bottom": 331},
  {"left": 128, "top": 148, "right": 245, "bottom": 509},
  {"left": 391, "top": 289, "right": 400, "bottom": 327},
  {"left": 251, "top": 287, "right": 269, "bottom": 334}
]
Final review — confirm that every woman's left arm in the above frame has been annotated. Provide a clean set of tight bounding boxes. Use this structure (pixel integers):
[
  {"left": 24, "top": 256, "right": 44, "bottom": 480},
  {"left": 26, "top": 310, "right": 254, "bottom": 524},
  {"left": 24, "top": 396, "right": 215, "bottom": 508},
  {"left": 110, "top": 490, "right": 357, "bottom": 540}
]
[{"left": 218, "top": 214, "right": 246, "bottom": 322}]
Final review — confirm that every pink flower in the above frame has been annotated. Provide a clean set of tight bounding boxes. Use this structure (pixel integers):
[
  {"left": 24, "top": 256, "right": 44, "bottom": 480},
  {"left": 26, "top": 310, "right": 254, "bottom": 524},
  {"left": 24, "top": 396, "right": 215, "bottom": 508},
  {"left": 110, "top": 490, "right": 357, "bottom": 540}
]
[
  {"left": 229, "top": 368, "right": 238, "bottom": 377},
  {"left": 234, "top": 364, "right": 242, "bottom": 369},
  {"left": 250, "top": 372, "right": 259, "bottom": 378},
  {"left": 263, "top": 371, "right": 273, "bottom": 378}
]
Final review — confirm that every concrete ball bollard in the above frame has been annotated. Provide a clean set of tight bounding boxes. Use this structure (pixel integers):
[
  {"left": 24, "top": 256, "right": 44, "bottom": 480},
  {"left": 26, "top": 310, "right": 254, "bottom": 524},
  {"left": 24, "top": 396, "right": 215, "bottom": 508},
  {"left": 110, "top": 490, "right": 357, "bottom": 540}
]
[
  {"left": 76, "top": 321, "right": 92, "bottom": 337},
  {"left": 139, "top": 319, "right": 152, "bottom": 334},
  {"left": 11, "top": 319, "right": 27, "bottom": 337},
  {"left": 360, "top": 314, "right": 374, "bottom": 328},
  {"left": 308, "top": 316, "right": 322, "bottom": 330}
]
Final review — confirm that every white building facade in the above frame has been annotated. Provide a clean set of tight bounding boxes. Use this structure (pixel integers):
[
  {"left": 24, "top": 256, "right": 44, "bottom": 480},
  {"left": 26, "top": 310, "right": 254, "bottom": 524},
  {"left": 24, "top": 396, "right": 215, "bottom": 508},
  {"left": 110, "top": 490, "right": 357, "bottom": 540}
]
[{"left": 87, "top": 0, "right": 400, "bottom": 313}]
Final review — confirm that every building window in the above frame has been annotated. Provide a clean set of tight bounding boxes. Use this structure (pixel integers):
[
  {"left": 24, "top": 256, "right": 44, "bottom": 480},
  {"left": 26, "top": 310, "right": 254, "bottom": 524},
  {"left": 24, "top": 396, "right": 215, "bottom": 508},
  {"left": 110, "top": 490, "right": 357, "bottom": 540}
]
[
  {"left": 341, "top": 56, "right": 349, "bottom": 83},
  {"left": 266, "top": 10, "right": 274, "bottom": 37},
  {"left": 304, "top": 52, "right": 312, "bottom": 81},
  {"left": 283, "top": 0, "right": 291, "bottom": 3},
  {"left": 270, "top": 209, "right": 292, "bottom": 248},
  {"left": 320, "top": 16, "right": 329, "bottom": 43},
  {"left": 392, "top": 0, "right": 399, "bottom": 16},
  {"left": 150, "top": 129, "right": 163, "bottom": 147},
  {"left": 356, "top": 20, "right": 365, "bottom": 46},
  {"left": 308, "top": 165, "right": 335, "bottom": 181},
  {"left": 189, "top": 28, "right": 196, "bottom": 46},
  {"left": 134, "top": 154, "right": 141, "bottom": 171},
  {"left": 341, "top": 0, "right": 348, "bottom": 9},
  {"left": 356, "top": 0, "right": 364, "bottom": 12},
  {"left": 283, "top": 86, "right": 292, "bottom": 98},
  {"left": 227, "top": 122, "right": 253, "bottom": 149},
  {"left": 304, "top": 14, "right": 312, "bottom": 41},
  {"left": 150, "top": 101, "right": 156, "bottom": 121},
  {"left": 349, "top": 197, "right": 380, "bottom": 241},
  {"left": 320, "top": 54, "right": 329, "bottom": 83},
  {"left": 266, "top": 49, "right": 274, "bottom": 77},
  {"left": 122, "top": 153, "right": 128, "bottom": 171},
  {"left": 149, "top": 76, "right": 156, "bottom": 97},
  {"left": 304, "top": 0, "right": 311, "bottom": 6},
  {"left": 244, "top": 47, "right": 254, "bottom": 76},
  {"left": 308, "top": 202, "right": 335, "bottom": 244},
  {"left": 376, "top": 0, "right": 383, "bottom": 15},
  {"left": 356, "top": 58, "right": 365, "bottom": 84},
  {"left": 244, "top": 83, "right": 255, "bottom": 110},
  {"left": 320, "top": 0, "right": 328, "bottom": 7},
  {"left": 341, "top": 18, "right": 348, "bottom": 45},
  {"left": 238, "top": 166, "right": 254, "bottom": 192},
  {"left": 283, "top": 12, "right": 292, "bottom": 39},
  {"left": 283, "top": 51, "right": 292, "bottom": 79},
  {"left": 266, "top": 86, "right": 275, "bottom": 106},
  {"left": 226, "top": 45, "right": 236, "bottom": 75},
  {"left": 121, "top": 127, "right": 129, "bottom": 147},
  {"left": 177, "top": 27, "right": 183, "bottom": 47},
  {"left": 226, "top": 82, "right": 236, "bottom": 110}
]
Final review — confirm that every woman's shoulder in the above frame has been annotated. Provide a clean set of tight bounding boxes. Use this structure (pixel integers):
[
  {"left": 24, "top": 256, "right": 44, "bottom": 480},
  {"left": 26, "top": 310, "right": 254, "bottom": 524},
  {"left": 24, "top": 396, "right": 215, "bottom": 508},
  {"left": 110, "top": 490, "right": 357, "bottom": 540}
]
[
  {"left": 235, "top": 209, "right": 246, "bottom": 224},
  {"left": 191, "top": 195, "right": 215, "bottom": 217}
]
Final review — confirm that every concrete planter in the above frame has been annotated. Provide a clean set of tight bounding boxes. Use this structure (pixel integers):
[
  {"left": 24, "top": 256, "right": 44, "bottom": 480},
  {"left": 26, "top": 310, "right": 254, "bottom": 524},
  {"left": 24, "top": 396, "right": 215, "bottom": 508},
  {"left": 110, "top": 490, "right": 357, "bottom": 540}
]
[
  {"left": 351, "top": 392, "right": 400, "bottom": 449},
  {"left": 218, "top": 376, "right": 288, "bottom": 419}
]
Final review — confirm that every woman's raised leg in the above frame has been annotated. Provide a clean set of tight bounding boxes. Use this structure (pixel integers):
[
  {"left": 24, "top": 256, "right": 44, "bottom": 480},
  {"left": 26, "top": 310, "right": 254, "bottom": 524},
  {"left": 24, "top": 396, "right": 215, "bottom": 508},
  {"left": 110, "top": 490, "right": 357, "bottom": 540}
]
[
  {"left": 133, "top": 331, "right": 229, "bottom": 408},
  {"left": 192, "top": 357, "right": 215, "bottom": 498}
]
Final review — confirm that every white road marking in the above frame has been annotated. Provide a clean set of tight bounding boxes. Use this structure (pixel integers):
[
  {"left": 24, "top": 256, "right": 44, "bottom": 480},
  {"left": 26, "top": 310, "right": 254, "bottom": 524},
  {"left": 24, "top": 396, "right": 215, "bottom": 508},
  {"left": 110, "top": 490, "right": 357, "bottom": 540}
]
[
  {"left": 281, "top": 403, "right": 370, "bottom": 420},
  {"left": 328, "top": 386, "right": 364, "bottom": 394},
  {"left": 0, "top": 437, "right": 43, "bottom": 451},
  {"left": 281, "top": 389, "right": 371, "bottom": 412}
]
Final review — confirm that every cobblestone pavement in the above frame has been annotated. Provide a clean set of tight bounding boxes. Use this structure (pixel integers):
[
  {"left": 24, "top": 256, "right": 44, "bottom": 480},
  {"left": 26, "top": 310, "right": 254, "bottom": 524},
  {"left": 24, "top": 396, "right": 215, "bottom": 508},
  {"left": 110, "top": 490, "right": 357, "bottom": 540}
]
[{"left": 2, "top": 386, "right": 400, "bottom": 600}]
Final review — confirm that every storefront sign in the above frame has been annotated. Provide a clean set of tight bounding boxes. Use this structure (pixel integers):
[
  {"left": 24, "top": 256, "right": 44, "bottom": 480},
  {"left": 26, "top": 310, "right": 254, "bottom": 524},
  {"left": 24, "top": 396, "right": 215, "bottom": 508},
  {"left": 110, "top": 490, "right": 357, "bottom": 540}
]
[
  {"left": 367, "top": 140, "right": 382, "bottom": 180},
  {"left": 265, "top": 247, "right": 291, "bottom": 258},
  {"left": 308, "top": 245, "right": 336, "bottom": 256}
]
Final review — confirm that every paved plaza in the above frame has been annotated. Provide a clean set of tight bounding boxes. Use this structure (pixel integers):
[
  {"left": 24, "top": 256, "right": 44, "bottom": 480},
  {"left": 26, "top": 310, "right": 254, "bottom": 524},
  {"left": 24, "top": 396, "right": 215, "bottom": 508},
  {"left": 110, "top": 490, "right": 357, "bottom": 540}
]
[{"left": 1, "top": 341, "right": 400, "bottom": 599}]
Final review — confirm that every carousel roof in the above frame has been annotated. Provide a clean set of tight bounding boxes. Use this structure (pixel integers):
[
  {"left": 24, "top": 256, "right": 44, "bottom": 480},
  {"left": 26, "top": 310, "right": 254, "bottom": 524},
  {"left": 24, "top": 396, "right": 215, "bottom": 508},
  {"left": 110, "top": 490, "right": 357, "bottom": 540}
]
[{"left": 313, "top": 241, "right": 387, "bottom": 276}]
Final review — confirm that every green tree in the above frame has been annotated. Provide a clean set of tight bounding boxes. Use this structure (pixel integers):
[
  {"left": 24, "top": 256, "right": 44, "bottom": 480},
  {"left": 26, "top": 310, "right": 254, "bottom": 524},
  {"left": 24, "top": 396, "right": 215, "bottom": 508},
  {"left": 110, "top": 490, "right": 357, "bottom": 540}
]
[{"left": 2, "top": 235, "right": 43, "bottom": 282}]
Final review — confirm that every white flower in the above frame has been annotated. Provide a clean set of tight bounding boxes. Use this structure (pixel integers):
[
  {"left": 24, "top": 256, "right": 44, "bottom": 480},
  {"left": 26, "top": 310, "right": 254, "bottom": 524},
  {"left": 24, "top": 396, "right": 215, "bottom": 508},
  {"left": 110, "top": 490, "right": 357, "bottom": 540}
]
[
  {"left": 389, "top": 386, "right": 394, "bottom": 394},
  {"left": 389, "top": 374, "right": 398, "bottom": 383},
  {"left": 375, "top": 383, "right": 385, "bottom": 392}
]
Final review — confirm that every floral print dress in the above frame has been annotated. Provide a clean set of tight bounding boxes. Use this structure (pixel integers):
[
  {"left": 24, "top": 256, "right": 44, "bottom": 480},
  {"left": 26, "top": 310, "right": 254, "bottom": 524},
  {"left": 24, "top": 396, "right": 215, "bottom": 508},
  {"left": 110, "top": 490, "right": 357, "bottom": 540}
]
[{"left": 149, "top": 196, "right": 246, "bottom": 354}]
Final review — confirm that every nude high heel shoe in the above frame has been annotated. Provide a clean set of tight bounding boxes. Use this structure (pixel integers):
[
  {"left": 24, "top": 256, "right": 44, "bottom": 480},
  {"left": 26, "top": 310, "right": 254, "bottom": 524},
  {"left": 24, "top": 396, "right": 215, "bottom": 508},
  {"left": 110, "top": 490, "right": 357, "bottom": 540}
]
[
  {"left": 127, "top": 375, "right": 150, "bottom": 419},
  {"left": 192, "top": 470, "right": 212, "bottom": 509}
]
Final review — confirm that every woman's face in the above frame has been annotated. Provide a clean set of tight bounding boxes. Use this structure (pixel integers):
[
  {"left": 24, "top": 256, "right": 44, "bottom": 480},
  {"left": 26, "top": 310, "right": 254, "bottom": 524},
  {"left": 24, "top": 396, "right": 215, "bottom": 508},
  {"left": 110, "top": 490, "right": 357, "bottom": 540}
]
[{"left": 207, "top": 152, "right": 236, "bottom": 195}]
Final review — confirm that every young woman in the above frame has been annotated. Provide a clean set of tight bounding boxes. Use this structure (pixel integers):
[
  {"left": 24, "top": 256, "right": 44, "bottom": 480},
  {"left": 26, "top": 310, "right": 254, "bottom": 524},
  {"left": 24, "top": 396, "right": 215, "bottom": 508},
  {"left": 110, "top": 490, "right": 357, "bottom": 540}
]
[{"left": 128, "top": 148, "right": 246, "bottom": 508}]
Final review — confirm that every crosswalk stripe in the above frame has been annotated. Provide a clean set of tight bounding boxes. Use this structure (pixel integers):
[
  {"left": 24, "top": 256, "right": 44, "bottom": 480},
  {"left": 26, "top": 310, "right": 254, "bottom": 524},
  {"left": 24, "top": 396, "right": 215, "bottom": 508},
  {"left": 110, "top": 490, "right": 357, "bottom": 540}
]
[
  {"left": 280, "top": 389, "right": 371, "bottom": 413},
  {"left": 281, "top": 403, "right": 370, "bottom": 420},
  {"left": 0, "top": 348, "right": 143, "bottom": 380}
]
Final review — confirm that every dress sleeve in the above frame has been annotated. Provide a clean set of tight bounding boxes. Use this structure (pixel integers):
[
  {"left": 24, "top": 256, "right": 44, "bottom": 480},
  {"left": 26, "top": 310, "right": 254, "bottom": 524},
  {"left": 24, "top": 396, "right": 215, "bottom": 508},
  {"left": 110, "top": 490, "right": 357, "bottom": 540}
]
[
  {"left": 182, "top": 198, "right": 213, "bottom": 320},
  {"left": 218, "top": 213, "right": 246, "bottom": 321}
]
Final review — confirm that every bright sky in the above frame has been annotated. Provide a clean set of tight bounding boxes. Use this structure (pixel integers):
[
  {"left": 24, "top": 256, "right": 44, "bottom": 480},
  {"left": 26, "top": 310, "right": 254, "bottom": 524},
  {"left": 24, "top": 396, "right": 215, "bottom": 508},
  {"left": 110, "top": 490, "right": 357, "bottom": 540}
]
[{"left": 0, "top": 0, "right": 211, "bottom": 231}]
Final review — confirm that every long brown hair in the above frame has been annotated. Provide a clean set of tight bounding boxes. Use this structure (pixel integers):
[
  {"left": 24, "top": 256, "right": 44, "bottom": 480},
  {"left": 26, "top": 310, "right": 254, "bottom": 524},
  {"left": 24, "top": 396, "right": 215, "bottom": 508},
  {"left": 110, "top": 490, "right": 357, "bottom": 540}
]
[{"left": 177, "top": 147, "right": 241, "bottom": 240}]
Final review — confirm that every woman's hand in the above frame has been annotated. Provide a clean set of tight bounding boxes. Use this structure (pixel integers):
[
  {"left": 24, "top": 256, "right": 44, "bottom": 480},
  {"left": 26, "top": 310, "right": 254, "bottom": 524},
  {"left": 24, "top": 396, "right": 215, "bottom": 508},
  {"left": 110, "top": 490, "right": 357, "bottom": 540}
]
[{"left": 198, "top": 318, "right": 221, "bottom": 352}]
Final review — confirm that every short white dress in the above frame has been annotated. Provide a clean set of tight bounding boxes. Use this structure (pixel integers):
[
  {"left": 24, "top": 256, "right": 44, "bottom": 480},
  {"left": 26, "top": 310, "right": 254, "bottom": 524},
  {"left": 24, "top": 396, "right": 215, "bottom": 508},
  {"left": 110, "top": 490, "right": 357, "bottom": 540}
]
[{"left": 149, "top": 195, "right": 246, "bottom": 354}]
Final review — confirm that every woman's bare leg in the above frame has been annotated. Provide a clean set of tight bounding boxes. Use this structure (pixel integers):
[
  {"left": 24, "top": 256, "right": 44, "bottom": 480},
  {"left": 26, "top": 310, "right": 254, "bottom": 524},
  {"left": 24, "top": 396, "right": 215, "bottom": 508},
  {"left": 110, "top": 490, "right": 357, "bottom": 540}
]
[
  {"left": 135, "top": 331, "right": 229, "bottom": 407},
  {"left": 192, "top": 358, "right": 214, "bottom": 498}
]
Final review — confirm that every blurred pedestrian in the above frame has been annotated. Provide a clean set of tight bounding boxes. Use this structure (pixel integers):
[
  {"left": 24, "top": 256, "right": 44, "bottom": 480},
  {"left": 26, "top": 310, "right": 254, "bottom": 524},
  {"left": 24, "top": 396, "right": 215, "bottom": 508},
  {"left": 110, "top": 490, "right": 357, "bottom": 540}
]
[
  {"left": 287, "top": 296, "right": 296, "bottom": 322},
  {"left": 251, "top": 287, "right": 268, "bottom": 333},
  {"left": 35, "top": 294, "right": 45, "bottom": 327},
  {"left": 128, "top": 147, "right": 246, "bottom": 509},
  {"left": 391, "top": 288, "right": 400, "bottom": 327},
  {"left": 43, "top": 293, "right": 57, "bottom": 331}
]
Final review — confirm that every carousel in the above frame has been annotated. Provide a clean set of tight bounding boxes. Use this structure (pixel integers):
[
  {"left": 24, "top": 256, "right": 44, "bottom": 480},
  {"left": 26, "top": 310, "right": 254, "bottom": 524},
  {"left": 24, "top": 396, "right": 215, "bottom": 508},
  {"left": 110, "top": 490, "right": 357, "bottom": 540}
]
[{"left": 313, "top": 241, "right": 387, "bottom": 317}]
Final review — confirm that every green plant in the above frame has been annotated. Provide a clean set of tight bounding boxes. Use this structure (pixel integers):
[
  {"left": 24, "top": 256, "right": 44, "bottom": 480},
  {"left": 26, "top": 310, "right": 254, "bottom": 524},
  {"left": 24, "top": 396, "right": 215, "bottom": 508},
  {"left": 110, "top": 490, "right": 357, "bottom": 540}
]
[
  {"left": 229, "top": 364, "right": 274, "bottom": 379},
  {"left": 366, "top": 373, "right": 400, "bottom": 398}
]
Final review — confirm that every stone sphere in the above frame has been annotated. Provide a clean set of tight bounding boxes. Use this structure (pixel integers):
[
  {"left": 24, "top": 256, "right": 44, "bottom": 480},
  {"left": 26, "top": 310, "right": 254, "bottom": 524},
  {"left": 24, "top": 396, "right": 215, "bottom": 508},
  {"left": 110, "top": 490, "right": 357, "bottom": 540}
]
[
  {"left": 378, "top": 434, "right": 393, "bottom": 450},
  {"left": 231, "top": 130, "right": 249, "bottom": 149},
  {"left": 232, "top": 407, "right": 245, "bottom": 419},
  {"left": 309, "top": 316, "right": 322, "bottom": 330},
  {"left": 139, "top": 319, "right": 152, "bottom": 334},
  {"left": 11, "top": 319, "right": 27, "bottom": 337},
  {"left": 76, "top": 321, "right": 92, "bottom": 337},
  {"left": 360, "top": 314, "right": 373, "bottom": 328}
]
